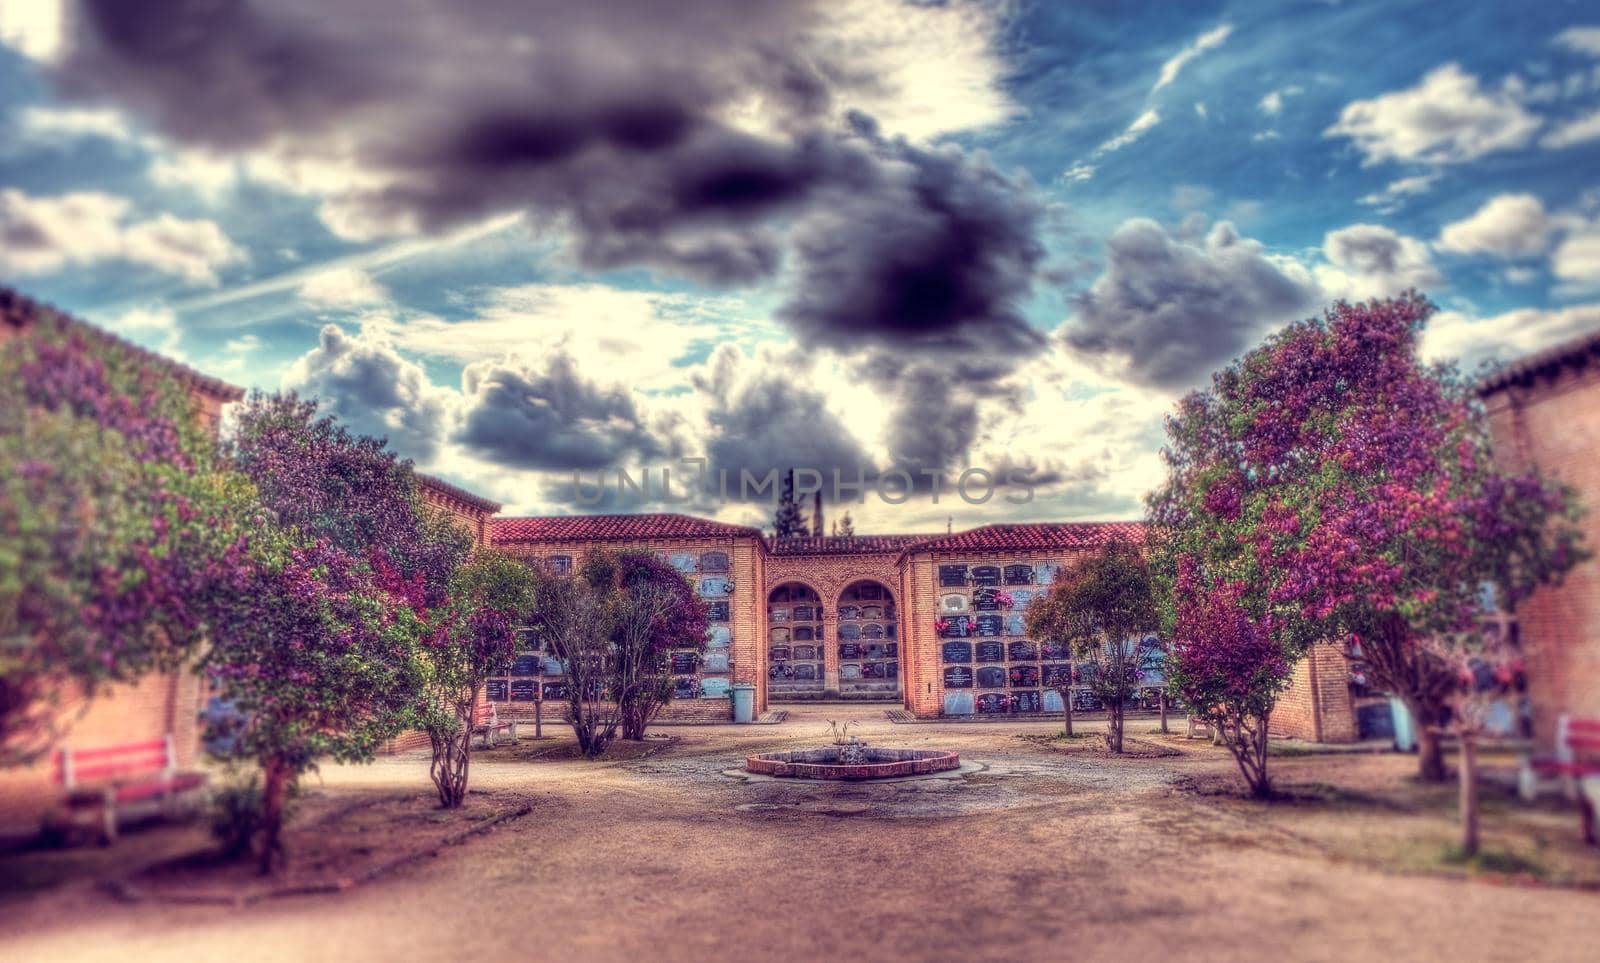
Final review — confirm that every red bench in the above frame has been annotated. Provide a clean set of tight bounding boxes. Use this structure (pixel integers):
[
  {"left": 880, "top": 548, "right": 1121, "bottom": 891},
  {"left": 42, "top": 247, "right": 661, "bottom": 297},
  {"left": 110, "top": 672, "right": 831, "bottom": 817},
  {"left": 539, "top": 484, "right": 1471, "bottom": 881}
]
[
  {"left": 471, "top": 703, "right": 518, "bottom": 749},
  {"left": 1528, "top": 716, "right": 1600, "bottom": 846},
  {"left": 49, "top": 736, "right": 207, "bottom": 844}
]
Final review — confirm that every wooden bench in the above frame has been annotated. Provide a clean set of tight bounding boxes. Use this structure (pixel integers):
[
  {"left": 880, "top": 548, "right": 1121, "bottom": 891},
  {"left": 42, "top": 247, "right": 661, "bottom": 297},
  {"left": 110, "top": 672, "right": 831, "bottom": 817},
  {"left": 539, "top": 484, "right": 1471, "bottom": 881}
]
[
  {"left": 49, "top": 736, "right": 206, "bottom": 844},
  {"left": 1524, "top": 715, "right": 1600, "bottom": 846},
  {"left": 471, "top": 703, "right": 518, "bottom": 749}
]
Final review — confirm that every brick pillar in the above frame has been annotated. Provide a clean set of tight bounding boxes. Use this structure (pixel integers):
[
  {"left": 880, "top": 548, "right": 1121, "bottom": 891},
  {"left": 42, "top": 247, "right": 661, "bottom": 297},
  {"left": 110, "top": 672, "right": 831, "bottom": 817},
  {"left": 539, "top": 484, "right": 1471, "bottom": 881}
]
[{"left": 822, "top": 610, "right": 840, "bottom": 697}]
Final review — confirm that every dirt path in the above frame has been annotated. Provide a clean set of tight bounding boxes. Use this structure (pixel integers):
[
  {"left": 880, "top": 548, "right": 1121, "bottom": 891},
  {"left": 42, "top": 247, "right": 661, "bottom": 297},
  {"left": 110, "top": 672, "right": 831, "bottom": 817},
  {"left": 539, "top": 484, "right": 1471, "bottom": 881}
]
[{"left": 2, "top": 704, "right": 1596, "bottom": 962}]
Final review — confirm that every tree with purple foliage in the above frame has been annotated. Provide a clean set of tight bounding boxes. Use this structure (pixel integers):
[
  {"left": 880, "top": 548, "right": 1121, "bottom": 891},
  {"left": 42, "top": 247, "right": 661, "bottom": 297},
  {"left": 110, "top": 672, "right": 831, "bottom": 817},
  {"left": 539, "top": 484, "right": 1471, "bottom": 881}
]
[
  {"left": 419, "top": 551, "right": 536, "bottom": 808},
  {"left": 205, "top": 392, "right": 472, "bottom": 870},
  {"left": 0, "top": 316, "right": 254, "bottom": 766},
  {"left": 1149, "top": 293, "right": 1584, "bottom": 788}
]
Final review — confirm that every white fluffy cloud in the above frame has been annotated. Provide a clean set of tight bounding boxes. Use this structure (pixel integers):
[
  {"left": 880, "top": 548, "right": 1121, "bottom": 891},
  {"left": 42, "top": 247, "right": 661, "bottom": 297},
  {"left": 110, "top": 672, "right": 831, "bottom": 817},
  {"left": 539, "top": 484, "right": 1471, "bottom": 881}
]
[
  {"left": 1153, "top": 24, "right": 1232, "bottom": 92},
  {"left": 0, "top": 188, "right": 243, "bottom": 285},
  {"left": 1326, "top": 64, "right": 1541, "bottom": 164},
  {"left": 1425, "top": 303, "right": 1600, "bottom": 365},
  {"left": 1554, "top": 26, "right": 1600, "bottom": 57},
  {"left": 1540, "top": 108, "right": 1600, "bottom": 149},
  {"left": 1437, "top": 193, "right": 1552, "bottom": 257},
  {"left": 1553, "top": 230, "right": 1600, "bottom": 283}
]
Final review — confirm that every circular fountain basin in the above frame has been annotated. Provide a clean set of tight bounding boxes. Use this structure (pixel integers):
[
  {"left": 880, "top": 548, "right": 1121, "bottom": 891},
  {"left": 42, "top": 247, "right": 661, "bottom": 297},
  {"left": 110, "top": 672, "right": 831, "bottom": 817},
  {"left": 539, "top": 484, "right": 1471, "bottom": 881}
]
[{"left": 745, "top": 747, "right": 961, "bottom": 780}]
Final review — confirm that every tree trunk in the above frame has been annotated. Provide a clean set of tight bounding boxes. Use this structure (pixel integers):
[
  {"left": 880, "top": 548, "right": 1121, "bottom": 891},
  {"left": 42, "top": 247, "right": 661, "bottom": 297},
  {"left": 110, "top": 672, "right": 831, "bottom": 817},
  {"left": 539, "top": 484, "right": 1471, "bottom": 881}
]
[
  {"left": 1416, "top": 724, "right": 1447, "bottom": 782},
  {"left": 1108, "top": 701, "right": 1124, "bottom": 753},
  {"left": 1458, "top": 732, "right": 1480, "bottom": 857},
  {"left": 1158, "top": 691, "right": 1169, "bottom": 734},
  {"left": 257, "top": 758, "right": 291, "bottom": 875},
  {"left": 1060, "top": 688, "right": 1074, "bottom": 737}
]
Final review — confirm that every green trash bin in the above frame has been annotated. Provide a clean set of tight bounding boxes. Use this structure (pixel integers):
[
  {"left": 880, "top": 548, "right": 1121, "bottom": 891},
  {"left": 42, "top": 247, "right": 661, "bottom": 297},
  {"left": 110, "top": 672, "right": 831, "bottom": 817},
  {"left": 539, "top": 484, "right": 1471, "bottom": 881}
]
[{"left": 730, "top": 683, "right": 756, "bottom": 724}]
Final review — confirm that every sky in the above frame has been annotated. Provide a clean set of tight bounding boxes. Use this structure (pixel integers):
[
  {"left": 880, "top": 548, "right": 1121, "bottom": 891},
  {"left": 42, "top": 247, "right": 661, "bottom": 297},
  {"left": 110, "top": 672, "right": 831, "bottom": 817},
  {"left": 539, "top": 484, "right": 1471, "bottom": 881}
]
[{"left": 3, "top": 0, "right": 1599, "bottom": 533}]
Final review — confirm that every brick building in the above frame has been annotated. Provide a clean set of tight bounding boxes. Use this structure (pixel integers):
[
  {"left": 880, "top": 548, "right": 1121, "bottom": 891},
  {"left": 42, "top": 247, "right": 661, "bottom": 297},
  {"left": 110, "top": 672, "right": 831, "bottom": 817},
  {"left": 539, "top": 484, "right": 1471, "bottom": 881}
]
[
  {"left": 1479, "top": 330, "right": 1600, "bottom": 748},
  {"left": 479, "top": 515, "right": 1147, "bottom": 721},
  {"left": 0, "top": 290, "right": 243, "bottom": 838}
]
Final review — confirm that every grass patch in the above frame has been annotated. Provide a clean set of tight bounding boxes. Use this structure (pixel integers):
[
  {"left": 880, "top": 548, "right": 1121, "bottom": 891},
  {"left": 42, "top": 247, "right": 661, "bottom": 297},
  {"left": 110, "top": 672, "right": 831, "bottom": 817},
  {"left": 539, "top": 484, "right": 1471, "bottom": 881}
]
[{"left": 1441, "top": 846, "right": 1548, "bottom": 878}]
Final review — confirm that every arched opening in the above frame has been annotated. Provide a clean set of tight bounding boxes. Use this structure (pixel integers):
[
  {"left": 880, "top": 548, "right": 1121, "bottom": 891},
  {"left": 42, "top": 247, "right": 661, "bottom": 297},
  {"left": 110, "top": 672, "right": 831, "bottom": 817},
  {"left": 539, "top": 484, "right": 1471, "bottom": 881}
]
[
  {"left": 836, "top": 580, "right": 899, "bottom": 698},
  {"left": 768, "top": 582, "right": 824, "bottom": 695}
]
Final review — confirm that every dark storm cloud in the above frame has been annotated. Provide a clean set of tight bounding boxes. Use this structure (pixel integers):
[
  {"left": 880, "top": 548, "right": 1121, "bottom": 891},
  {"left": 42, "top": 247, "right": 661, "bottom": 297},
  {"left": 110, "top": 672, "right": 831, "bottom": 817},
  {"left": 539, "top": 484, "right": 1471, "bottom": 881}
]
[
  {"left": 456, "top": 353, "right": 682, "bottom": 471},
  {"left": 284, "top": 325, "right": 455, "bottom": 461},
  {"left": 56, "top": 0, "right": 1049, "bottom": 351},
  {"left": 1060, "top": 218, "right": 1319, "bottom": 390},
  {"left": 780, "top": 113, "right": 1049, "bottom": 359},
  {"left": 690, "top": 346, "right": 876, "bottom": 500}
]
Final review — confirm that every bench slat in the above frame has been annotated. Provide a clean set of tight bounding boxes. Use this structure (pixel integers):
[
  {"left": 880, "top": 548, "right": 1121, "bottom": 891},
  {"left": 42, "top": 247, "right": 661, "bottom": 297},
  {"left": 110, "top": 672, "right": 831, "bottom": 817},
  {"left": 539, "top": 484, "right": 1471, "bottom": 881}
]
[{"left": 72, "top": 740, "right": 166, "bottom": 761}]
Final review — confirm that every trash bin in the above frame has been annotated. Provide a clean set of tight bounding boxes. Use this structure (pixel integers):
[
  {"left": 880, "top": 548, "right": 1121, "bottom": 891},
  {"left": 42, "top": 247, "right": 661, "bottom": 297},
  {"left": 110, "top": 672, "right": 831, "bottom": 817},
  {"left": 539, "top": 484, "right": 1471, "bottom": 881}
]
[
  {"left": 1389, "top": 695, "right": 1415, "bottom": 752},
  {"left": 730, "top": 682, "right": 757, "bottom": 724}
]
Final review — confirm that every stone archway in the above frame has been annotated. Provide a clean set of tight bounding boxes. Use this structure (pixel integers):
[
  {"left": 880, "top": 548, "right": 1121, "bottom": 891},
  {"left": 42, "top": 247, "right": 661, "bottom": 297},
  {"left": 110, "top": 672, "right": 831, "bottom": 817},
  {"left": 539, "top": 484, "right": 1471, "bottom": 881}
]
[
  {"left": 766, "top": 581, "right": 826, "bottom": 699},
  {"left": 835, "top": 579, "right": 899, "bottom": 700}
]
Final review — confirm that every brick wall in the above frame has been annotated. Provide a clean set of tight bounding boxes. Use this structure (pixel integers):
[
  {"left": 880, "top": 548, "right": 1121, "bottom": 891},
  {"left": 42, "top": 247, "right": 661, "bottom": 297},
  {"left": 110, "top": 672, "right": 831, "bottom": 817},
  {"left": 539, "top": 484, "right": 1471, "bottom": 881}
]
[
  {"left": 1271, "top": 642, "right": 1360, "bottom": 742},
  {"left": 763, "top": 552, "right": 903, "bottom": 699},
  {"left": 1482, "top": 362, "right": 1600, "bottom": 748}
]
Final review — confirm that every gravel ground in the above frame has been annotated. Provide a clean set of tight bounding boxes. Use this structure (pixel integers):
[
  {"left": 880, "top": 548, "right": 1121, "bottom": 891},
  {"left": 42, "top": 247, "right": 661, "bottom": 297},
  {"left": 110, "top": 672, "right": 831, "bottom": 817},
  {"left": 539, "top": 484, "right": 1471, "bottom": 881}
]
[{"left": 1, "top": 704, "right": 1596, "bottom": 963}]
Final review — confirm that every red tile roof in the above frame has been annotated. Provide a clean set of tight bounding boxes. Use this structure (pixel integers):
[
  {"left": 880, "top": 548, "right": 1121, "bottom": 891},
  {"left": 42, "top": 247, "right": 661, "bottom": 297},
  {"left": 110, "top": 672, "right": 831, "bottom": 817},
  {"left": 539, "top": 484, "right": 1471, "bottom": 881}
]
[
  {"left": 901, "top": 522, "right": 1146, "bottom": 555},
  {"left": 1477, "top": 327, "right": 1600, "bottom": 395},
  {"left": 2, "top": 287, "right": 244, "bottom": 402},
  {"left": 769, "top": 534, "right": 929, "bottom": 556},
  {"left": 418, "top": 473, "right": 502, "bottom": 515},
  {"left": 490, "top": 513, "right": 764, "bottom": 544}
]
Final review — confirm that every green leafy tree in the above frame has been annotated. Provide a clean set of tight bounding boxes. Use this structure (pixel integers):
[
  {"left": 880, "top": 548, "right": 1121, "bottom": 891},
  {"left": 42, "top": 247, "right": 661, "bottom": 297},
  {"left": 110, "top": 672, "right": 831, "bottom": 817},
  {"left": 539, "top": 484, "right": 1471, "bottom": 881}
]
[
  {"left": 1026, "top": 540, "right": 1159, "bottom": 753},
  {"left": 0, "top": 312, "right": 254, "bottom": 765},
  {"left": 773, "top": 469, "right": 808, "bottom": 538},
  {"left": 420, "top": 551, "right": 536, "bottom": 808},
  {"left": 205, "top": 393, "right": 471, "bottom": 871},
  {"left": 1148, "top": 294, "right": 1583, "bottom": 784}
]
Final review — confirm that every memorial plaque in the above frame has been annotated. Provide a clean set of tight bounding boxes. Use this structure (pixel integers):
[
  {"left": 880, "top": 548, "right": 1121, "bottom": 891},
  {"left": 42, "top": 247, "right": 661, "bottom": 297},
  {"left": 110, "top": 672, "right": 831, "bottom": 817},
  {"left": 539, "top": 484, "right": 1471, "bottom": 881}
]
[
  {"left": 1043, "top": 689, "right": 1065, "bottom": 713},
  {"left": 885, "top": 623, "right": 896, "bottom": 640},
  {"left": 838, "top": 624, "right": 862, "bottom": 641},
  {"left": 793, "top": 626, "right": 814, "bottom": 642},
  {"left": 509, "top": 679, "right": 538, "bottom": 701},
  {"left": 972, "top": 566, "right": 1002, "bottom": 586},
  {"left": 864, "top": 644, "right": 884, "bottom": 660},
  {"left": 1042, "top": 663, "right": 1074, "bottom": 687},
  {"left": 943, "top": 692, "right": 975, "bottom": 716},
  {"left": 672, "top": 677, "right": 698, "bottom": 700},
  {"left": 707, "top": 626, "right": 731, "bottom": 648},
  {"left": 939, "top": 564, "right": 969, "bottom": 587},
  {"left": 1006, "top": 615, "right": 1026, "bottom": 636},
  {"left": 976, "top": 640, "right": 1004, "bottom": 663},
  {"left": 700, "top": 552, "right": 729, "bottom": 574},
  {"left": 1008, "top": 641, "right": 1038, "bottom": 661},
  {"left": 840, "top": 664, "right": 863, "bottom": 680},
  {"left": 1004, "top": 564, "right": 1035, "bottom": 585},
  {"left": 939, "top": 615, "right": 972, "bottom": 638},
  {"left": 862, "top": 623, "right": 885, "bottom": 640},
  {"left": 940, "top": 594, "right": 970, "bottom": 614},
  {"left": 839, "top": 642, "right": 862, "bottom": 659},
  {"left": 1041, "top": 640, "right": 1068, "bottom": 660},
  {"left": 944, "top": 666, "right": 974, "bottom": 688},
  {"left": 698, "top": 577, "right": 732, "bottom": 598},
  {"left": 885, "top": 643, "right": 898, "bottom": 657},
  {"left": 942, "top": 641, "right": 973, "bottom": 663},
  {"left": 670, "top": 651, "right": 699, "bottom": 673},
  {"left": 862, "top": 662, "right": 886, "bottom": 679},
  {"left": 485, "top": 679, "right": 509, "bottom": 702},
  {"left": 541, "top": 656, "right": 566, "bottom": 676},
  {"left": 975, "top": 614, "right": 1003, "bottom": 637},
  {"left": 976, "top": 693, "right": 1008, "bottom": 714},
  {"left": 860, "top": 605, "right": 884, "bottom": 620},
  {"left": 707, "top": 601, "right": 730, "bottom": 622},
  {"left": 838, "top": 605, "right": 860, "bottom": 621},
  {"left": 769, "top": 646, "right": 791, "bottom": 661},
  {"left": 1033, "top": 563, "right": 1057, "bottom": 586},
  {"left": 794, "top": 664, "right": 817, "bottom": 680},
  {"left": 793, "top": 645, "right": 817, "bottom": 661},
  {"left": 792, "top": 605, "right": 814, "bottom": 621},
  {"left": 887, "top": 661, "right": 899, "bottom": 679},
  {"left": 972, "top": 588, "right": 1000, "bottom": 611},
  {"left": 1011, "top": 589, "right": 1035, "bottom": 610},
  {"left": 669, "top": 553, "right": 697, "bottom": 573},
  {"left": 701, "top": 678, "right": 730, "bottom": 698},
  {"left": 1010, "top": 690, "right": 1043, "bottom": 713},
  {"left": 976, "top": 665, "right": 1006, "bottom": 688},
  {"left": 542, "top": 681, "right": 569, "bottom": 701},
  {"left": 511, "top": 653, "right": 541, "bottom": 676},
  {"left": 768, "top": 626, "right": 791, "bottom": 644},
  {"left": 769, "top": 663, "right": 793, "bottom": 680},
  {"left": 703, "top": 651, "right": 730, "bottom": 673},
  {"left": 1009, "top": 665, "right": 1040, "bottom": 687}
]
